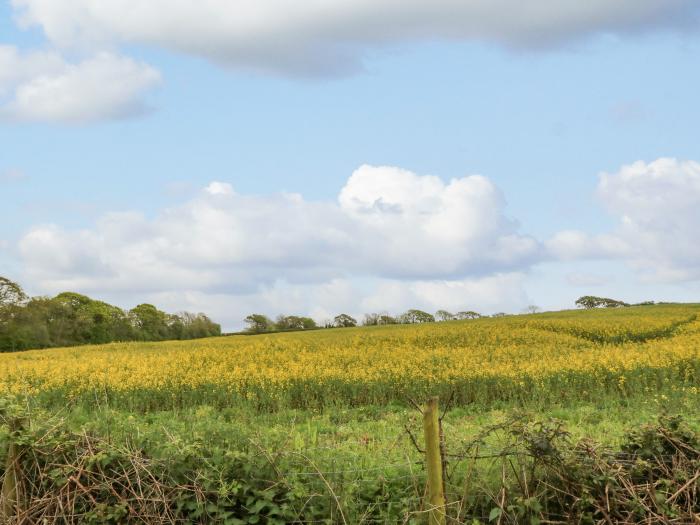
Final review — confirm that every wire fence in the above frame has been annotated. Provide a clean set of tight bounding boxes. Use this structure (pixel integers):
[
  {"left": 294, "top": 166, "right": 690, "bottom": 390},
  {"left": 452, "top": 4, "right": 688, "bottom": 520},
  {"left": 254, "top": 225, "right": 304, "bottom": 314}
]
[{"left": 2, "top": 400, "right": 700, "bottom": 524}]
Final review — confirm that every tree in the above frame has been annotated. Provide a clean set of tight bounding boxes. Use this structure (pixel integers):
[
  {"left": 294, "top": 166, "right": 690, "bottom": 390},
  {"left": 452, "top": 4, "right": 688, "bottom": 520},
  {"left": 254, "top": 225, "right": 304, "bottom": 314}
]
[
  {"left": 575, "top": 296, "right": 598, "bottom": 309},
  {"left": 0, "top": 277, "right": 222, "bottom": 351},
  {"left": 398, "top": 309, "right": 435, "bottom": 324},
  {"left": 363, "top": 312, "right": 397, "bottom": 326},
  {"left": 275, "top": 315, "right": 317, "bottom": 331},
  {"left": 491, "top": 312, "right": 507, "bottom": 318},
  {"left": 300, "top": 317, "right": 317, "bottom": 330},
  {"left": 435, "top": 310, "right": 455, "bottom": 322},
  {"left": 0, "top": 295, "right": 50, "bottom": 351},
  {"left": 0, "top": 276, "right": 26, "bottom": 307},
  {"left": 0, "top": 277, "right": 28, "bottom": 351},
  {"left": 129, "top": 304, "right": 171, "bottom": 340},
  {"left": 333, "top": 314, "right": 357, "bottom": 328},
  {"left": 575, "top": 296, "right": 629, "bottom": 309},
  {"left": 524, "top": 305, "right": 541, "bottom": 314},
  {"left": 178, "top": 312, "right": 221, "bottom": 339},
  {"left": 455, "top": 311, "right": 481, "bottom": 320},
  {"left": 244, "top": 314, "right": 274, "bottom": 333}
]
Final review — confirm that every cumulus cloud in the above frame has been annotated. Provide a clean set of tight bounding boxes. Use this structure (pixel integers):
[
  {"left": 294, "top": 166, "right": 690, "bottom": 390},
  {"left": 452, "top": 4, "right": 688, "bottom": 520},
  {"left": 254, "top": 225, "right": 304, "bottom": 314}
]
[
  {"left": 0, "top": 46, "right": 160, "bottom": 122},
  {"left": 598, "top": 158, "right": 700, "bottom": 281},
  {"left": 11, "top": 0, "right": 699, "bottom": 76},
  {"left": 16, "top": 165, "right": 539, "bottom": 326},
  {"left": 547, "top": 158, "right": 700, "bottom": 282}
]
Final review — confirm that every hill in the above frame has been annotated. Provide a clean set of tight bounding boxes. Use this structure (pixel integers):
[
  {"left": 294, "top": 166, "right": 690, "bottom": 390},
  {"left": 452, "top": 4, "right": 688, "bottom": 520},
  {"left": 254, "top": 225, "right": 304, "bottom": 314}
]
[{"left": 2, "top": 303, "right": 700, "bottom": 523}]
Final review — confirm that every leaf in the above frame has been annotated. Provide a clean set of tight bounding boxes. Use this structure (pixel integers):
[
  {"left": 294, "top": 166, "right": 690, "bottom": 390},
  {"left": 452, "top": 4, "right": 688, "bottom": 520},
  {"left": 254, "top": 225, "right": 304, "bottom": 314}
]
[{"left": 489, "top": 507, "right": 502, "bottom": 521}]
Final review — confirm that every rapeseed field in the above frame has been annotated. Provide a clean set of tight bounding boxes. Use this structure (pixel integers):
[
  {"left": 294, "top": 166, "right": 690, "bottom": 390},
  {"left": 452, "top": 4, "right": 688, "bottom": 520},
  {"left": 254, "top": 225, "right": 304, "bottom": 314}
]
[{"left": 2, "top": 304, "right": 699, "bottom": 411}]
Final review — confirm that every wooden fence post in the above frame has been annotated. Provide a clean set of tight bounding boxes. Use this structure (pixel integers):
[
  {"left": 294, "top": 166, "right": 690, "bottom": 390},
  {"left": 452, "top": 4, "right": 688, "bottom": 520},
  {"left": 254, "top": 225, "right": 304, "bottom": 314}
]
[
  {"left": 423, "top": 397, "right": 446, "bottom": 525},
  {"left": 1, "top": 417, "right": 24, "bottom": 523}
]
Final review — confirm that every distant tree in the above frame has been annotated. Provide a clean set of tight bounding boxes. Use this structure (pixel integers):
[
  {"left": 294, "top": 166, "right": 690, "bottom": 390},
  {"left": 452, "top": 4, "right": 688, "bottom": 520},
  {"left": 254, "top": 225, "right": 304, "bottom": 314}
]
[
  {"left": 362, "top": 313, "right": 379, "bottom": 326},
  {"left": 378, "top": 314, "right": 397, "bottom": 325},
  {"left": 275, "top": 315, "right": 295, "bottom": 330},
  {"left": 178, "top": 312, "right": 221, "bottom": 338},
  {"left": 575, "top": 296, "right": 598, "bottom": 309},
  {"left": 333, "top": 314, "right": 357, "bottom": 328},
  {"left": 0, "top": 292, "right": 49, "bottom": 351},
  {"left": 399, "top": 309, "right": 435, "bottom": 324},
  {"left": 0, "top": 277, "right": 28, "bottom": 351},
  {"left": 45, "top": 292, "right": 104, "bottom": 345},
  {"left": 363, "top": 312, "right": 397, "bottom": 326},
  {"left": 455, "top": 311, "right": 481, "bottom": 320},
  {"left": 575, "top": 296, "right": 629, "bottom": 309},
  {"left": 491, "top": 312, "right": 507, "bottom": 318},
  {"left": 0, "top": 277, "right": 221, "bottom": 352},
  {"left": 129, "top": 304, "right": 171, "bottom": 341},
  {"left": 244, "top": 314, "right": 274, "bottom": 333},
  {"left": 435, "top": 310, "right": 455, "bottom": 322},
  {"left": 0, "top": 277, "right": 26, "bottom": 307},
  {"left": 275, "top": 315, "right": 317, "bottom": 331},
  {"left": 300, "top": 317, "right": 317, "bottom": 330},
  {"left": 524, "top": 305, "right": 541, "bottom": 314}
]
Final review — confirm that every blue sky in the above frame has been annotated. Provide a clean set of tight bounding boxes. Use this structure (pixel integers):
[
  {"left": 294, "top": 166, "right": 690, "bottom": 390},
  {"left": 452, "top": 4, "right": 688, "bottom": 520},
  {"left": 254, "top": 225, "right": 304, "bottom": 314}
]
[{"left": 2, "top": 1, "right": 700, "bottom": 328}]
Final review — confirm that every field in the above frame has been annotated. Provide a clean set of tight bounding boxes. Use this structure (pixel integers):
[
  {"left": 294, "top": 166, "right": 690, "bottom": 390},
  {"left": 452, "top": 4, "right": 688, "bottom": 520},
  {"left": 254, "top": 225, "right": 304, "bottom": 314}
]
[{"left": 2, "top": 304, "right": 700, "bottom": 523}]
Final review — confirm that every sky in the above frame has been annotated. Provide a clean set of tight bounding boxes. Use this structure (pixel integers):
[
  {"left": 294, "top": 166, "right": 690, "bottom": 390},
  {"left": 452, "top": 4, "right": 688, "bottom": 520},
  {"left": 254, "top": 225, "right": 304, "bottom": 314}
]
[{"left": 1, "top": 0, "right": 700, "bottom": 330}]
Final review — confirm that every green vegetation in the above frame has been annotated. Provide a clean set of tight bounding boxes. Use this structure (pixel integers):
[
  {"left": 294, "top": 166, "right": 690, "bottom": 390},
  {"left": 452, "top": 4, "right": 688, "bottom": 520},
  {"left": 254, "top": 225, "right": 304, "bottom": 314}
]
[
  {"left": 2, "top": 395, "right": 700, "bottom": 523},
  {"left": 2, "top": 302, "right": 700, "bottom": 522},
  {"left": 0, "top": 276, "right": 221, "bottom": 352}
]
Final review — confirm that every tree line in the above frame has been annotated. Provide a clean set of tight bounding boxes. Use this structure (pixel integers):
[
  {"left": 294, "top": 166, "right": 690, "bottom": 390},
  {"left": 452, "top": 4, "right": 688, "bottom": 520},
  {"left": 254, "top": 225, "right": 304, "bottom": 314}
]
[
  {"left": 243, "top": 308, "right": 486, "bottom": 334},
  {"left": 243, "top": 295, "right": 664, "bottom": 334},
  {"left": 575, "top": 296, "right": 655, "bottom": 309},
  {"left": 0, "top": 276, "right": 221, "bottom": 352}
]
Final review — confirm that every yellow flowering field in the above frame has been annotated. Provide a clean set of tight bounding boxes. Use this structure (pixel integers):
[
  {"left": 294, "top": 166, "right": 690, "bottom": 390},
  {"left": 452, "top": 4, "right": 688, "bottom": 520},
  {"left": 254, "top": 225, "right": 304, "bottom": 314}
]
[{"left": 1, "top": 304, "right": 699, "bottom": 410}]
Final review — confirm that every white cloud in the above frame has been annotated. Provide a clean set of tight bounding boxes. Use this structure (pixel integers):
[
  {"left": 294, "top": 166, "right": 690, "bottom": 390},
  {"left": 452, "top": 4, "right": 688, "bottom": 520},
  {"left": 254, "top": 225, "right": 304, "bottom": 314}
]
[
  {"left": 339, "top": 165, "right": 540, "bottom": 278},
  {"left": 361, "top": 273, "right": 528, "bottom": 315},
  {"left": 548, "top": 158, "right": 700, "bottom": 283},
  {"left": 16, "top": 165, "right": 540, "bottom": 327},
  {"left": 598, "top": 158, "right": 700, "bottom": 281},
  {"left": 566, "top": 272, "right": 610, "bottom": 287},
  {"left": 100, "top": 273, "right": 529, "bottom": 331},
  {"left": 11, "top": 0, "right": 699, "bottom": 76},
  {"left": 204, "top": 181, "right": 235, "bottom": 196},
  {"left": 547, "top": 230, "right": 628, "bottom": 261},
  {"left": 0, "top": 46, "right": 160, "bottom": 123}
]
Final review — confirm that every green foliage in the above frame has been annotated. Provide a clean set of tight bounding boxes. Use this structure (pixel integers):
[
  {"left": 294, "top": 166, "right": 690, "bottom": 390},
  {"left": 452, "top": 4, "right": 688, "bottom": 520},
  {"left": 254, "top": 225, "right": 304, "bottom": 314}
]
[
  {"left": 435, "top": 310, "right": 454, "bottom": 321},
  {"left": 129, "top": 303, "right": 172, "bottom": 340},
  {"left": 244, "top": 314, "right": 274, "bottom": 333},
  {"left": 398, "top": 309, "right": 435, "bottom": 324},
  {"left": 455, "top": 310, "right": 481, "bottom": 320},
  {"left": 575, "top": 295, "right": 630, "bottom": 309},
  {"left": 362, "top": 312, "right": 397, "bottom": 326},
  {"left": 274, "top": 315, "right": 317, "bottom": 331},
  {"left": 0, "top": 277, "right": 26, "bottom": 307},
  {"left": 333, "top": 313, "right": 357, "bottom": 327},
  {"left": 3, "top": 399, "right": 700, "bottom": 523},
  {"left": 0, "top": 403, "right": 421, "bottom": 523},
  {"left": 0, "top": 276, "right": 220, "bottom": 352},
  {"left": 453, "top": 413, "right": 700, "bottom": 523}
]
